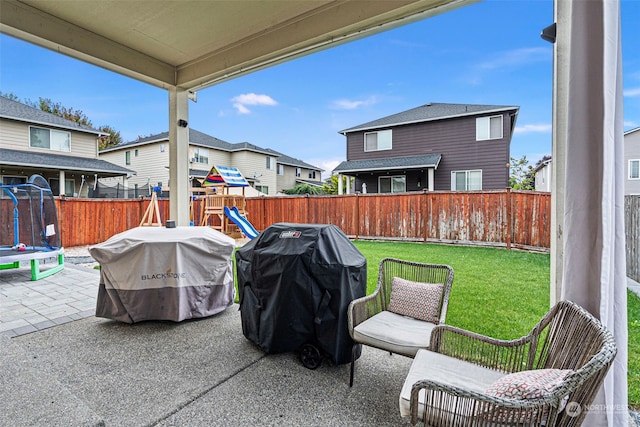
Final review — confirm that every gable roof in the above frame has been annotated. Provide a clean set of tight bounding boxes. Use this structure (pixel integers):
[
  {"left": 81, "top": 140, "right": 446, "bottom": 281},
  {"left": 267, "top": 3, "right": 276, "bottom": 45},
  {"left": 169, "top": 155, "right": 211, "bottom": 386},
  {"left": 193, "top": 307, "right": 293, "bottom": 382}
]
[
  {"left": 340, "top": 102, "right": 519, "bottom": 134},
  {"left": 333, "top": 153, "right": 442, "bottom": 174},
  {"left": 0, "top": 96, "right": 106, "bottom": 135},
  {"left": 0, "top": 148, "right": 134, "bottom": 176},
  {"left": 101, "top": 129, "right": 323, "bottom": 171}
]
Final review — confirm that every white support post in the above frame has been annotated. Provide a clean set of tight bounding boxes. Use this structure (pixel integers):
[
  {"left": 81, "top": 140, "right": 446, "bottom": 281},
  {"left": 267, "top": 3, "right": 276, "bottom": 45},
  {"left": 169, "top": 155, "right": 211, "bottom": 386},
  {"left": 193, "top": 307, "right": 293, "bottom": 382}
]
[{"left": 168, "top": 87, "right": 190, "bottom": 226}]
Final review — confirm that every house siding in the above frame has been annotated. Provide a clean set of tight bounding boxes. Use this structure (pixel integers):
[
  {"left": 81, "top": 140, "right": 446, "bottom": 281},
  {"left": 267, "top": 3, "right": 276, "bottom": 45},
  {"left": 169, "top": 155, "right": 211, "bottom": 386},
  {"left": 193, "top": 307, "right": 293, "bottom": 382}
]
[
  {"left": 625, "top": 128, "right": 640, "bottom": 195},
  {"left": 100, "top": 143, "right": 170, "bottom": 188},
  {"left": 230, "top": 151, "right": 277, "bottom": 194},
  {"left": 0, "top": 119, "right": 98, "bottom": 158},
  {"left": 345, "top": 113, "right": 511, "bottom": 191}
]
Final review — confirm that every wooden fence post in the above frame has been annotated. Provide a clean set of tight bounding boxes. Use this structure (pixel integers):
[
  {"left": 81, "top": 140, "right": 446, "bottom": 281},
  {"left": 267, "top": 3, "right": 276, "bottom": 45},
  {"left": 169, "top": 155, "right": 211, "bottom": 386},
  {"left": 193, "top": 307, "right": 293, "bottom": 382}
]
[{"left": 506, "top": 188, "right": 512, "bottom": 250}]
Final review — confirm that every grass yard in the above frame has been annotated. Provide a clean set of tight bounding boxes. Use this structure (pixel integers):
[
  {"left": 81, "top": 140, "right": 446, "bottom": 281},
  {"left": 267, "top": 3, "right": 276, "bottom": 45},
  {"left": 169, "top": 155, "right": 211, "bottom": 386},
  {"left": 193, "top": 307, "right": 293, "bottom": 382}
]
[{"left": 351, "top": 240, "right": 640, "bottom": 411}]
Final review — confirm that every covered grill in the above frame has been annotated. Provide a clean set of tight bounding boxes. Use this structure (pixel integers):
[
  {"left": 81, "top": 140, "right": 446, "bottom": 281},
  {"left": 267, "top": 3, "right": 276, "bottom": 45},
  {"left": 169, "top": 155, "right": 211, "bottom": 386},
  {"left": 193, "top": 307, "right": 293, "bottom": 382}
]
[{"left": 236, "top": 223, "right": 366, "bottom": 368}]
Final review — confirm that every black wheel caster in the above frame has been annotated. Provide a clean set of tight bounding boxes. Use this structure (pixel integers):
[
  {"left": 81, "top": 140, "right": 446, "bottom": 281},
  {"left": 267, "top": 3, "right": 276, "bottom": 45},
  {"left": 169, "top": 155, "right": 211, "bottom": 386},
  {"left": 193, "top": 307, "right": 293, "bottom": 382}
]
[{"left": 299, "top": 343, "right": 322, "bottom": 370}]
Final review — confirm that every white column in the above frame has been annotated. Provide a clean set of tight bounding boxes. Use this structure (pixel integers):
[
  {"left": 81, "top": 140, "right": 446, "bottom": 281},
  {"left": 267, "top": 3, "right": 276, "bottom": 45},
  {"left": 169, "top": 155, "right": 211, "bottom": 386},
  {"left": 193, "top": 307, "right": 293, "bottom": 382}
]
[
  {"left": 337, "top": 174, "right": 343, "bottom": 195},
  {"left": 168, "top": 87, "right": 190, "bottom": 226},
  {"left": 550, "top": 0, "right": 568, "bottom": 306},
  {"left": 428, "top": 168, "right": 435, "bottom": 191},
  {"left": 345, "top": 177, "right": 350, "bottom": 194},
  {"left": 58, "top": 170, "right": 65, "bottom": 196}
]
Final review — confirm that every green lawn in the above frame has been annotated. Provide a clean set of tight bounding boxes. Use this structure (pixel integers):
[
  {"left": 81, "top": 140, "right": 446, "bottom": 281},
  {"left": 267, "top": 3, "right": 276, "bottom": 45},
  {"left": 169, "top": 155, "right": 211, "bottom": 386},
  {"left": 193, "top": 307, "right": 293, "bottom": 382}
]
[{"left": 351, "top": 240, "right": 639, "bottom": 410}]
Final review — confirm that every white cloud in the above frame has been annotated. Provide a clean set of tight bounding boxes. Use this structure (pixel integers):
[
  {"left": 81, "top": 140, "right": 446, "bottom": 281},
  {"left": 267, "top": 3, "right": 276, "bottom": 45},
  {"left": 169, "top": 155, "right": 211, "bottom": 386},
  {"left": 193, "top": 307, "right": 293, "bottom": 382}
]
[
  {"left": 479, "top": 47, "right": 550, "bottom": 70},
  {"left": 624, "top": 87, "right": 640, "bottom": 97},
  {"left": 331, "top": 96, "right": 377, "bottom": 110},
  {"left": 230, "top": 93, "right": 277, "bottom": 114},
  {"left": 514, "top": 123, "right": 552, "bottom": 135}
]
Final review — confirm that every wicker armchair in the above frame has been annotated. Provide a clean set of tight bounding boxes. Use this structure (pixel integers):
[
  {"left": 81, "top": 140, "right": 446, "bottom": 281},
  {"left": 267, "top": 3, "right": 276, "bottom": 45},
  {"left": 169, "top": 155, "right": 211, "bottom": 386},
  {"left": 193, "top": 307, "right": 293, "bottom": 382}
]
[
  {"left": 347, "top": 258, "right": 454, "bottom": 387},
  {"left": 400, "top": 300, "right": 617, "bottom": 426}
]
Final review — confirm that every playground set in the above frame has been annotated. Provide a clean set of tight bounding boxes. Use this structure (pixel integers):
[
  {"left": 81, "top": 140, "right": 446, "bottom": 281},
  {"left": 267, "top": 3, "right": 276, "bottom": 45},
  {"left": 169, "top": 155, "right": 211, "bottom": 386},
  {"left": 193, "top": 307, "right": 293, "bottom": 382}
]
[
  {"left": 0, "top": 174, "right": 64, "bottom": 280},
  {"left": 190, "top": 165, "right": 259, "bottom": 239}
]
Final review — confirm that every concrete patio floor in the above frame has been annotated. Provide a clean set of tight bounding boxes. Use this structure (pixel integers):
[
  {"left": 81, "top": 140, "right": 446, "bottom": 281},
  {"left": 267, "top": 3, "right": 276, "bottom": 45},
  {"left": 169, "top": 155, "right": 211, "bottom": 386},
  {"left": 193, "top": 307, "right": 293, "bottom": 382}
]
[{"left": 0, "top": 260, "right": 413, "bottom": 426}]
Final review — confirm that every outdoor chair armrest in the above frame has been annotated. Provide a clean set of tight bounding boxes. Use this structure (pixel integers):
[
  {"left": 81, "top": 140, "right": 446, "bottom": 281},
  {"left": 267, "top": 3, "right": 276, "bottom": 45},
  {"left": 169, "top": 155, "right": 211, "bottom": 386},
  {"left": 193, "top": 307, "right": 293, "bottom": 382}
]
[
  {"left": 347, "top": 291, "right": 382, "bottom": 333},
  {"left": 429, "top": 324, "right": 535, "bottom": 373},
  {"left": 408, "top": 379, "right": 567, "bottom": 426}
]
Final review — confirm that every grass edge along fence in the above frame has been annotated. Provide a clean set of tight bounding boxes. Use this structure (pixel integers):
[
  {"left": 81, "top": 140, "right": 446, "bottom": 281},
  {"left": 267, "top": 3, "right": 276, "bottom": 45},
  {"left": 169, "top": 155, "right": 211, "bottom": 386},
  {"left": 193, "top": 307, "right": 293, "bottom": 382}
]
[{"left": 54, "top": 190, "right": 550, "bottom": 251}]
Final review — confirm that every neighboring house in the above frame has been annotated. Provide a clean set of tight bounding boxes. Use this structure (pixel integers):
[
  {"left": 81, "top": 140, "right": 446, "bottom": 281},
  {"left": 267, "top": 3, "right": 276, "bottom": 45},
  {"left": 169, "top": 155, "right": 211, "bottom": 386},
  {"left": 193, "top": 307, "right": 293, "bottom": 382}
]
[
  {"left": 98, "top": 129, "right": 323, "bottom": 196},
  {"left": 333, "top": 102, "right": 519, "bottom": 193},
  {"left": 534, "top": 158, "right": 552, "bottom": 192},
  {"left": 535, "top": 128, "right": 640, "bottom": 195},
  {"left": 0, "top": 97, "right": 133, "bottom": 196},
  {"left": 625, "top": 127, "right": 640, "bottom": 195},
  {"left": 264, "top": 148, "right": 324, "bottom": 191}
]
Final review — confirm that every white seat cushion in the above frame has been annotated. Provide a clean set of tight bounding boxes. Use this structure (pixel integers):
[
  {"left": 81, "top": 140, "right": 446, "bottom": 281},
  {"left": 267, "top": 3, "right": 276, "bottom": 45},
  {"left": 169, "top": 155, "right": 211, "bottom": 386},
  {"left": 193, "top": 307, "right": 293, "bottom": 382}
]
[
  {"left": 399, "top": 348, "right": 506, "bottom": 419},
  {"left": 353, "top": 310, "right": 436, "bottom": 357}
]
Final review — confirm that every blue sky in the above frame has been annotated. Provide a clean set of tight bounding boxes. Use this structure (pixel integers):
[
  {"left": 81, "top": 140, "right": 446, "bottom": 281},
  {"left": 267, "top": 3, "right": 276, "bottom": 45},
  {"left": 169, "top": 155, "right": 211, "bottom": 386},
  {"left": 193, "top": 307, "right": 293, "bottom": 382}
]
[{"left": 1, "top": 0, "right": 639, "bottom": 179}]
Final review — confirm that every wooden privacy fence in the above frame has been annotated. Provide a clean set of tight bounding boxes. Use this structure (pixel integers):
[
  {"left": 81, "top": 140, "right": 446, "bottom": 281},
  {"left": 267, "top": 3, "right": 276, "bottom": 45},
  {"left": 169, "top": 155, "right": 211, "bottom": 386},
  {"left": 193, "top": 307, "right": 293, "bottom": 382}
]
[
  {"left": 244, "top": 190, "right": 551, "bottom": 250},
  {"left": 53, "top": 190, "right": 551, "bottom": 251},
  {"left": 626, "top": 195, "right": 640, "bottom": 282}
]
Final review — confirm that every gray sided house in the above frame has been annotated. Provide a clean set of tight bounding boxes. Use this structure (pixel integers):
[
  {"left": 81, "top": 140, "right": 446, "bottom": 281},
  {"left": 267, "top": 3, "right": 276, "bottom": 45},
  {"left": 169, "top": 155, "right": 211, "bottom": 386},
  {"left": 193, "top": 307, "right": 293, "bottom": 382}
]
[
  {"left": 0, "top": 97, "right": 133, "bottom": 196},
  {"left": 334, "top": 103, "right": 519, "bottom": 193},
  {"left": 625, "top": 127, "right": 640, "bottom": 195}
]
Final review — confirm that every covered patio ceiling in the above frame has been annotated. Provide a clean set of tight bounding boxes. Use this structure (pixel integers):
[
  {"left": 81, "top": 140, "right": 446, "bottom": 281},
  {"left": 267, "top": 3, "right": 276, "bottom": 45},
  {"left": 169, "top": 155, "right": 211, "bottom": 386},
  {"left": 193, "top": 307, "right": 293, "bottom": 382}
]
[{"left": 0, "top": 0, "right": 475, "bottom": 91}]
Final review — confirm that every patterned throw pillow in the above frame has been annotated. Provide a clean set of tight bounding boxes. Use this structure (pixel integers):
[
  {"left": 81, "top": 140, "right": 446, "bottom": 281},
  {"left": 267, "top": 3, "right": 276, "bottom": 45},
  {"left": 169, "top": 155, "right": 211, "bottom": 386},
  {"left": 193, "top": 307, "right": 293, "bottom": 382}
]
[
  {"left": 483, "top": 369, "right": 573, "bottom": 423},
  {"left": 387, "top": 277, "right": 443, "bottom": 323}
]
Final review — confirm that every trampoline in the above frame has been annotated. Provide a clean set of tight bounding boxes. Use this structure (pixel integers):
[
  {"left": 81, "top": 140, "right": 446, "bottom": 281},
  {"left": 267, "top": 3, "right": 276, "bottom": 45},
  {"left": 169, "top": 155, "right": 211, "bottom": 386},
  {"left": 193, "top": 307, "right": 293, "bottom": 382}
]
[{"left": 0, "top": 174, "right": 64, "bottom": 280}]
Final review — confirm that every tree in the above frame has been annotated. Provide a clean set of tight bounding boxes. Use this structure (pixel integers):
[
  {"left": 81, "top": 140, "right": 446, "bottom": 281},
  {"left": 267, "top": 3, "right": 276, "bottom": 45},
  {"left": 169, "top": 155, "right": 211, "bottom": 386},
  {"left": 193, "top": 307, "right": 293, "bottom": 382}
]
[
  {"left": 509, "top": 155, "right": 535, "bottom": 190},
  {"left": 0, "top": 91, "right": 20, "bottom": 101},
  {"left": 322, "top": 174, "right": 350, "bottom": 195},
  {"left": 97, "top": 125, "right": 123, "bottom": 150}
]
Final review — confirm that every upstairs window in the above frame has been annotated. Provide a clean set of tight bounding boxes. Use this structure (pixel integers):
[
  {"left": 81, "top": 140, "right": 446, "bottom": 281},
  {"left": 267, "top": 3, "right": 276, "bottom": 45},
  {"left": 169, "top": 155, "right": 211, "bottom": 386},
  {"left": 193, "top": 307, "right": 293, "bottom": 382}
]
[
  {"left": 630, "top": 159, "right": 640, "bottom": 179},
  {"left": 364, "top": 129, "right": 392, "bottom": 152},
  {"left": 451, "top": 170, "right": 482, "bottom": 190},
  {"left": 194, "top": 147, "right": 209, "bottom": 164},
  {"left": 295, "top": 167, "right": 301, "bottom": 177},
  {"left": 277, "top": 164, "right": 284, "bottom": 175},
  {"left": 266, "top": 157, "right": 275, "bottom": 170},
  {"left": 308, "top": 171, "right": 316, "bottom": 179},
  {"left": 29, "top": 126, "right": 70, "bottom": 152},
  {"left": 125, "top": 150, "right": 131, "bottom": 165},
  {"left": 476, "top": 115, "right": 503, "bottom": 141}
]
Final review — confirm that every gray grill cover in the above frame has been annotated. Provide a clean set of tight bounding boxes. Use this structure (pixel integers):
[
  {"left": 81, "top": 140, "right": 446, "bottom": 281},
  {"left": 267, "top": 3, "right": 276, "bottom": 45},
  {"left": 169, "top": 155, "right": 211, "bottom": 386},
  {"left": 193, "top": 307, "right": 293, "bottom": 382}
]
[
  {"left": 236, "top": 223, "right": 366, "bottom": 365},
  {"left": 89, "top": 226, "right": 235, "bottom": 323}
]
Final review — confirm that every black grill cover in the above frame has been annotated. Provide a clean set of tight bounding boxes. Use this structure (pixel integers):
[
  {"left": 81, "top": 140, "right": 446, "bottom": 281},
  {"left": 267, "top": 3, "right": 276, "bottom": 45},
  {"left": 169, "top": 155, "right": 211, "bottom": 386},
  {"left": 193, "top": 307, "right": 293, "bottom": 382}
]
[{"left": 236, "top": 223, "right": 366, "bottom": 365}]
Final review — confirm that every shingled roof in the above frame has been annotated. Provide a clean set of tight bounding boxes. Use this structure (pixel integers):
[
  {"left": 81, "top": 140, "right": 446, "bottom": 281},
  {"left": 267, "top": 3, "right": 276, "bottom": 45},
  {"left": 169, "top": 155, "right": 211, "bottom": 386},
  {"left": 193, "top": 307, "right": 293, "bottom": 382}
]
[
  {"left": 340, "top": 102, "right": 519, "bottom": 134},
  {"left": 333, "top": 154, "right": 442, "bottom": 174},
  {"left": 0, "top": 96, "right": 105, "bottom": 135}
]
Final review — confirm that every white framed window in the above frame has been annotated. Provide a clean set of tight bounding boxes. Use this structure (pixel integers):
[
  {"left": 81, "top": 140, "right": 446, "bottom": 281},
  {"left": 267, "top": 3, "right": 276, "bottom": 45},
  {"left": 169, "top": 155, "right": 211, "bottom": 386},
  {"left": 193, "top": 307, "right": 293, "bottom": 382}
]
[
  {"left": 364, "top": 129, "right": 392, "bottom": 152},
  {"left": 295, "top": 167, "right": 301, "bottom": 177},
  {"left": 159, "top": 144, "right": 165, "bottom": 152},
  {"left": 476, "top": 115, "right": 503, "bottom": 141},
  {"left": 451, "top": 170, "right": 482, "bottom": 190},
  {"left": 266, "top": 157, "right": 275, "bottom": 170},
  {"left": 378, "top": 175, "right": 406, "bottom": 193},
  {"left": 194, "top": 147, "right": 209, "bottom": 164},
  {"left": 255, "top": 185, "right": 269, "bottom": 194},
  {"left": 308, "top": 171, "right": 316, "bottom": 179},
  {"left": 29, "top": 126, "right": 70, "bottom": 152},
  {"left": 125, "top": 150, "right": 131, "bottom": 165},
  {"left": 134, "top": 149, "right": 139, "bottom": 157},
  {"left": 629, "top": 159, "right": 640, "bottom": 179},
  {"left": 277, "top": 164, "right": 284, "bottom": 175}
]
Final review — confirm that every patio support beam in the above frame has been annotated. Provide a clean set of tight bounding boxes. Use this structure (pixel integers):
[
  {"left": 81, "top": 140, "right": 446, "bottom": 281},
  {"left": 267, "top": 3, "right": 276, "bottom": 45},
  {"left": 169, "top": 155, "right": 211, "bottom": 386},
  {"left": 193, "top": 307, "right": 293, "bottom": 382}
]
[
  {"left": 550, "top": 0, "right": 569, "bottom": 305},
  {"left": 168, "top": 88, "right": 190, "bottom": 226}
]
